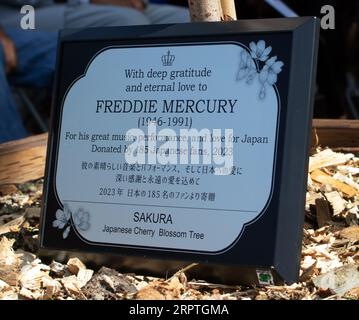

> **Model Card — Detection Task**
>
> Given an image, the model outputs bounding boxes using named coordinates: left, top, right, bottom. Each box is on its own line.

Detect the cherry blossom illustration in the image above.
left=236, top=50, right=256, bottom=83
left=73, top=208, right=90, bottom=231
left=52, top=204, right=71, bottom=239
left=53, top=204, right=91, bottom=239
left=237, top=40, right=284, bottom=99
left=250, top=40, right=272, bottom=62
left=259, top=56, right=284, bottom=99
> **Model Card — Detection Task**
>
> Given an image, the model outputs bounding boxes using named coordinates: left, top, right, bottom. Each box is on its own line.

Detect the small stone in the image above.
left=49, top=261, right=66, bottom=277
left=82, top=267, right=137, bottom=300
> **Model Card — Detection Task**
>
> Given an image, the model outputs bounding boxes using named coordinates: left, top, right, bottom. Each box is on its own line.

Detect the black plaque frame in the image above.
left=40, top=17, right=320, bottom=285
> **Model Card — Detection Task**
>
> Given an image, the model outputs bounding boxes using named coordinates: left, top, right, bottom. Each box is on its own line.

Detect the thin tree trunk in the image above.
left=187, top=0, right=223, bottom=22
left=221, top=0, right=237, bottom=20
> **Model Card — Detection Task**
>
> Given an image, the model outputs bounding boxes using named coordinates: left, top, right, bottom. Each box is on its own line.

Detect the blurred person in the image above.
left=0, top=27, right=56, bottom=143
left=0, top=0, right=190, bottom=31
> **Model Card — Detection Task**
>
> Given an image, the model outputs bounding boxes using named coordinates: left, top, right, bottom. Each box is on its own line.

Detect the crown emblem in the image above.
left=162, top=50, right=175, bottom=67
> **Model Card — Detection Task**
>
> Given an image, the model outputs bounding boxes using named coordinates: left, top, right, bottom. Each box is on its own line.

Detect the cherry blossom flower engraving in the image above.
left=53, top=204, right=71, bottom=229
left=73, top=208, right=91, bottom=231
left=259, top=56, right=284, bottom=99
left=237, top=40, right=284, bottom=100
left=63, top=226, right=71, bottom=240
left=53, top=204, right=91, bottom=239
left=236, top=50, right=256, bottom=83
left=250, top=40, right=272, bottom=62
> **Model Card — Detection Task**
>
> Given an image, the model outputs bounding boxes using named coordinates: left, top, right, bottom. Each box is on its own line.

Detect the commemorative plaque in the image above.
left=40, top=18, right=319, bottom=285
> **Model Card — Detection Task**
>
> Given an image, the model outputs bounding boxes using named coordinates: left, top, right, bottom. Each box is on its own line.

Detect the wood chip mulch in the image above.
left=0, top=148, right=358, bottom=300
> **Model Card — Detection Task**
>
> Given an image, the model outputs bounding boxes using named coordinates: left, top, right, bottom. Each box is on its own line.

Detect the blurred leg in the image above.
left=64, top=4, right=150, bottom=28
left=0, top=47, right=27, bottom=143
left=5, top=29, right=57, bottom=89
left=144, top=3, right=190, bottom=24
left=0, top=3, right=188, bottom=30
